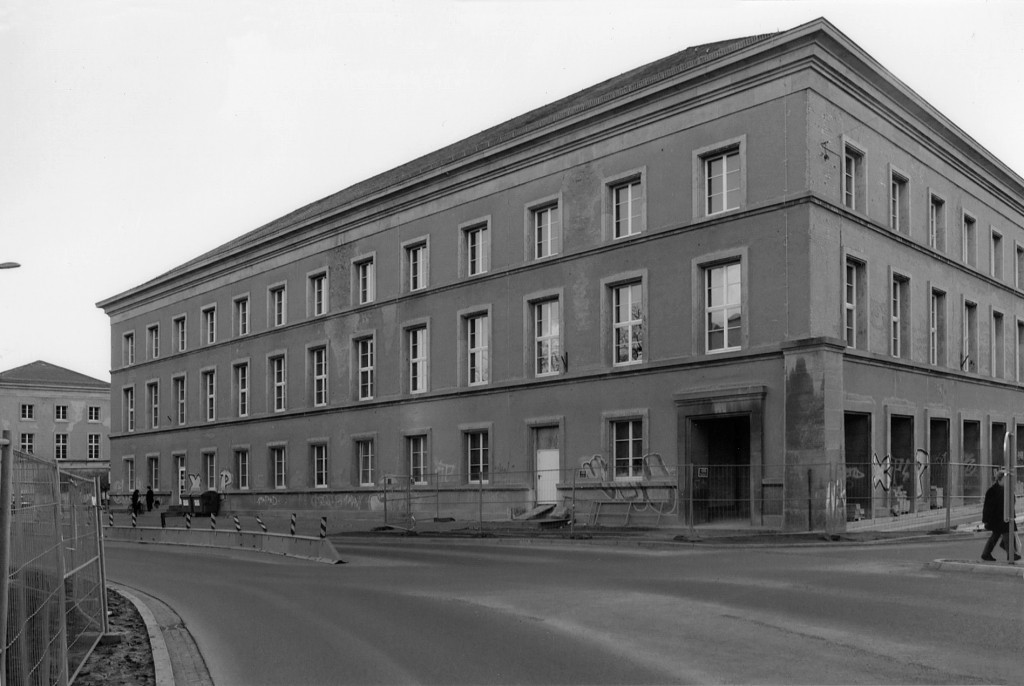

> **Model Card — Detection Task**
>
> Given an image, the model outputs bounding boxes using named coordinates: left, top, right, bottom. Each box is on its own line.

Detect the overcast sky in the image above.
left=3, top=0, right=1023, bottom=382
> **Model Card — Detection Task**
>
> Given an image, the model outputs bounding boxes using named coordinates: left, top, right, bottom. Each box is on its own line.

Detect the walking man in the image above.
left=981, top=470, right=1020, bottom=561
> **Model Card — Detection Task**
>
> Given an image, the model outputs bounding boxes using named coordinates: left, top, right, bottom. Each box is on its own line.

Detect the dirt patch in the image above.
left=73, top=589, right=154, bottom=686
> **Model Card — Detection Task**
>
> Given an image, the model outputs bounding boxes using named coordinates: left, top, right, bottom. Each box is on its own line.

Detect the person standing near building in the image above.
left=130, top=489, right=141, bottom=516
left=981, top=471, right=1020, bottom=561
left=145, top=486, right=154, bottom=512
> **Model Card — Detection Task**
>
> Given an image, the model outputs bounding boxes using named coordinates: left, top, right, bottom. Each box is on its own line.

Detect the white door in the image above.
left=176, top=458, right=187, bottom=506
left=536, top=449, right=559, bottom=504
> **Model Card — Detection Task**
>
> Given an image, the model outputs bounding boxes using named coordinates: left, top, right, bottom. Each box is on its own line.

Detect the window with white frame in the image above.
left=123, top=332, right=135, bottom=366
left=148, top=324, right=160, bottom=359
left=357, top=258, right=375, bottom=305
left=406, top=242, right=428, bottom=292
left=147, top=456, right=159, bottom=489
left=842, top=143, right=865, bottom=212
left=270, top=355, right=286, bottom=412
left=612, top=177, right=644, bottom=239
left=312, top=444, right=328, bottom=488
left=202, top=306, right=217, bottom=345
left=890, top=275, right=910, bottom=358
left=235, top=363, right=249, bottom=417
left=55, top=404, right=67, bottom=421
left=465, top=223, right=489, bottom=276
left=202, top=370, right=216, bottom=422
left=271, top=446, right=286, bottom=489
left=235, top=297, right=249, bottom=336
left=993, top=311, right=1006, bottom=379
left=889, top=170, right=909, bottom=233
left=845, top=258, right=866, bottom=349
left=929, top=194, right=945, bottom=251
left=991, top=230, right=1003, bottom=280
left=962, top=300, right=978, bottom=372
left=311, top=347, right=328, bottom=407
left=125, top=458, right=136, bottom=491
left=54, top=433, right=67, bottom=459
left=408, top=327, right=428, bottom=394
left=235, top=450, right=249, bottom=490
left=532, top=203, right=561, bottom=259
left=174, top=316, right=187, bottom=352
left=612, top=283, right=643, bottom=365
left=467, top=313, right=489, bottom=386
left=704, top=148, right=740, bottom=215
left=270, top=286, right=286, bottom=327
left=88, top=406, right=100, bottom=422
left=534, top=299, right=561, bottom=376
left=357, top=439, right=374, bottom=487
left=20, top=404, right=33, bottom=420
left=930, top=289, right=946, bottom=366
left=202, top=451, right=216, bottom=491
left=963, top=213, right=977, bottom=267
left=357, top=337, right=375, bottom=400
left=147, top=381, right=159, bottom=429
left=20, top=433, right=33, bottom=453
left=612, top=418, right=643, bottom=479
left=466, top=430, right=489, bottom=484
left=89, top=434, right=101, bottom=461
left=408, top=435, right=427, bottom=485
left=124, top=387, right=135, bottom=432
left=173, top=376, right=186, bottom=425
left=309, top=272, right=327, bottom=317
left=705, top=262, right=742, bottom=353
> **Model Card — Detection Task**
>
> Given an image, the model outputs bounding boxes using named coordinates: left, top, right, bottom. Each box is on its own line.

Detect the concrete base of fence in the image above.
left=104, top=526, right=344, bottom=564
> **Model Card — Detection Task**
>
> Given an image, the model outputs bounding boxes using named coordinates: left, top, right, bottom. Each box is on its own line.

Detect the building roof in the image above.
left=0, top=361, right=109, bottom=390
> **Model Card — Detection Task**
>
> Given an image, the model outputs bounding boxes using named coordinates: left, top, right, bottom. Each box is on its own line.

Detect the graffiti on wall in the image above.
left=220, top=470, right=233, bottom=491
left=576, top=453, right=677, bottom=515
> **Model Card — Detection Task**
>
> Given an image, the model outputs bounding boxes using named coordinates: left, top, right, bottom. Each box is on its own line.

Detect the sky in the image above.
left=2, top=0, right=1024, bottom=382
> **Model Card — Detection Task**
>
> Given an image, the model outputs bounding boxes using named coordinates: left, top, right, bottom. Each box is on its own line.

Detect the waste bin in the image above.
left=199, top=490, right=221, bottom=516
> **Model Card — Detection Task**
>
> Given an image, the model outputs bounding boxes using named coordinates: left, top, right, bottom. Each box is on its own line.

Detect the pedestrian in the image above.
left=131, top=489, right=141, bottom=516
left=145, top=486, right=155, bottom=512
left=981, top=470, right=1020, bottom=561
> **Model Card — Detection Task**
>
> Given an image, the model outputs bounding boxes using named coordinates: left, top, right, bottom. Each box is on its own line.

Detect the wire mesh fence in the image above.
left=2, top=440, right=107, bottom=686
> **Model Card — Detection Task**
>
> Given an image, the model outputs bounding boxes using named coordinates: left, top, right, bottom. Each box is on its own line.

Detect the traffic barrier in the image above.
left=290, top=512, right=297, bottom=536
left=210, top=513, right=216, bottom=530
left=255, top=514, right=267, bottom=533
left=233, top=515, right=241, bottom=532
left=185, top=513, right=191, bottom=529
left=108, top=511, right=113, bottom=528
left=320, top=516, right=327, bottom=539
left=104, top=525, right=343, bottom=564
left=131, top=511, right=137, bottom=528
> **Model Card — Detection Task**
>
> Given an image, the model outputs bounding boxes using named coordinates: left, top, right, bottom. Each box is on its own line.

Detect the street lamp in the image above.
left=0, top=262, right=20, bottom=269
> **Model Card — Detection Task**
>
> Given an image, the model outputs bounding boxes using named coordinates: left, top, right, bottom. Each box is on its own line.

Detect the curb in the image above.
left=110, top=583, right=175, bottom=686
left=926, top=559, right=1024, bottom=578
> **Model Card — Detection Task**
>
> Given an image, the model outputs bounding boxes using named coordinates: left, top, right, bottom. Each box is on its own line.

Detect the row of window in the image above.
left=19, top=432, right=102, bottom=460
left=119, top=263, right=740, bottom=431
left=846, top=258, right=1024, bottom=377
left=18, top=404, right=102, bottom=422
left=842, top=140, right=1024, bottom=285
left=121, top=417, right=646, bottom=493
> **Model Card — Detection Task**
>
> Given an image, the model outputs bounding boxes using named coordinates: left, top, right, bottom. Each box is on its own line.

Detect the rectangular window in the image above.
left=147, top=456, right=159, bottom=489
left=466, top=224, right=489, bottom=276
left=125, top=458, right=136, bottom=492
left=357, top=338, right=375, bottom=400
left=55, top=404, right=67, bottom=421
left=963, top=214, right=977, bottom=267
left=842, top=144, right=864, bottom=212
left=235, top=363, right=249, bottom=417
left=612, top=179, right=643, bottom=239
left=148, top=324, right=160, bottom=359
left=1018, top=320, right=1024, bottom=382
left=358, top=439, right=375, bottom=487
left=235, top=450, right=249, bottom=490
left=271, top=356, right=286, bottom=412
left=930, top=290, right=946, bottom=366
left=534, top=299, right=561, bottom=376
left=991, top=230, right=1003, bottom=280
left=467, top=314, right=489, bottom=386
left=311, top=347, right=328, bottom=407
left=408, top=327, right=428, bottom=394
left=994, top=311, right=1005, bottom=379
left=124, top=387, right=135, bottom=433
left=123, top=332, right=135, bottom=366
left=173, top=376, right=186, bottom=425
left=203, top=452, right=216, bottom=492
left=147, top=381, right=159, bottom=429
left=54, top=433, right=67, bottom=460
left=235, top=297, right=249, bottom=336
left=20, top=404, right=33, bottom=420
left=272, top=447, right=286, bottom=489
left=174, top=316, right=187, bottom=352
left=929, top=194, right=945, bottom=251
left=407, top=243, right=427, bottom=292
left=409, top=435, right=428, bottom=485
left=466, top=431, right=489, bottom=484
left=202, top=370, right=216, bottom=422
left=963, top=301, right=978, bottom=372
left=89, top=434, right=101, bottom=461
left=705, top=149, right=740, bottom=215
left=1017, top=245, right=1024, bottom=290
left=312, top=444, right=328, bottom=488
left=706, top=262, right=742, bottom=352
left=612, top=283, right=643, bottom=365
left=845, top=259, right=866, bottom=349
left=889, top=171, right=909, bottom=233
left=357, top=259, right=375, bottom=304
left=890, top=275, right=909, bottom=358
left=20, top=433, right=33, bottom=453
left=533, top=204, right=561, bottom=259
left=88, top=406, right=100, bottom=422
left=612, top=419, right=644, bottom=479
left=203, top=306, right=217, bottom=345
left=270, top=286, right=286, bottom=327
left=309, top=273, right=327, bottom=317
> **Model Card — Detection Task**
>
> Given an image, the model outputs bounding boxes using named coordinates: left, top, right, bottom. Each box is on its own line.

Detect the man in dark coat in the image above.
left=981, top=471, right=1020, bottom=561
left=145, top=486, right=155, bottom=512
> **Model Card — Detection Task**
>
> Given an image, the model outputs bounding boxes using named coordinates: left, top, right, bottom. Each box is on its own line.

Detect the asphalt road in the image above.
left=105, top=535, right=1023, bottom=685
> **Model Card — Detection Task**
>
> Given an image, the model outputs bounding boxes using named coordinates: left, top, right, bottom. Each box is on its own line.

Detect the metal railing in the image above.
left=2, top=434, right=107, bottom=686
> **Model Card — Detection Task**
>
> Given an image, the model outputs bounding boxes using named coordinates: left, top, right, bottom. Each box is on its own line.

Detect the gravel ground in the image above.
left=73, top=589, right=155, bottom=686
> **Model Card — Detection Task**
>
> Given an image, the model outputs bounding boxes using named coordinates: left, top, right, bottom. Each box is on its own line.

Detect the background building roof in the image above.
left=0, top=360, right=110, bottom=390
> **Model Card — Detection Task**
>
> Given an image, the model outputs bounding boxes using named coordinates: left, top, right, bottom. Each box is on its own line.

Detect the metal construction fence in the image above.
left=1, top=437, right=107, bottom=686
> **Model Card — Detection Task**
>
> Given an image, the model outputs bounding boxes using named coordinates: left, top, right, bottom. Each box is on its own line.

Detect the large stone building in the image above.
left=0, top=361, right=110, bottom=481
left=98, top=18, right=1024, bottom=530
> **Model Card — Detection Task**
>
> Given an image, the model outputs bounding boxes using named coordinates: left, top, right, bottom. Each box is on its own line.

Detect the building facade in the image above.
left=98, top=19, right=1024, bottom=530
left=0, top=361, right=111, bottom=481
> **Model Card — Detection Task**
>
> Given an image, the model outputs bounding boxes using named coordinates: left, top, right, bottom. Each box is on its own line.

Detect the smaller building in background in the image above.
left=0, top=361, right=110, bottom=483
